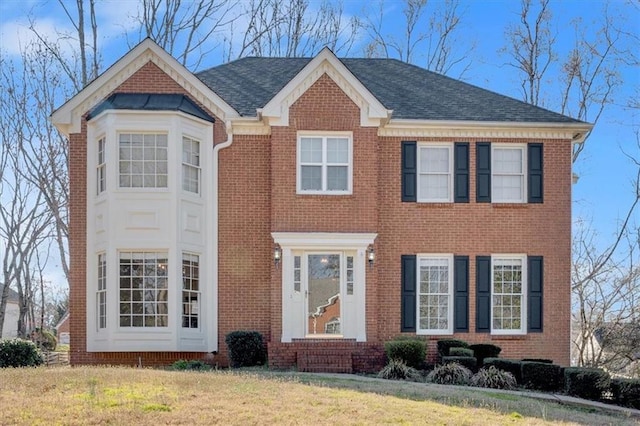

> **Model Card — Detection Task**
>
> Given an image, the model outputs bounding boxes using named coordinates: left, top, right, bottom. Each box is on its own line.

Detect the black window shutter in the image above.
left=454, top=255, right=469, bottom=332
left=476, top=256, right=491, bottom=332
left=401, top=141, right=417, bottom=202
left=401, top=255, right=417, bottom=332
left=528, top=256, right=544, bottom=332
left=454, top=143, right=470, bottom=203
left=528, top=143, right=543, bottom=203
left=476, top=142, right=491, bottom=202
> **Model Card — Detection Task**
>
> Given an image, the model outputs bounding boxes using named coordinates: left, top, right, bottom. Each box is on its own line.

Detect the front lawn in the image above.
left=0, top=366, right=636, bottom=425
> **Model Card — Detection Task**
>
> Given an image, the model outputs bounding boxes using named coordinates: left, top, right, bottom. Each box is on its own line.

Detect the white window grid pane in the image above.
left=119, top=133, right=168, bottom=188
left=293, top=255, right=301, bottom=293
left=119, top=251, right=168, bottom=327
left=182, top=253, right=200, bottom=329
left=326, top=138, right=349, bottom=164
left=418, top=145, right=452, bottom=202
left=492, top=259, right=523, bottom=331
left=299, top=136, right=351, bottom=193
left=418, top=258, right=450, bottom=331
left=346, top=255, right=354, bottom=295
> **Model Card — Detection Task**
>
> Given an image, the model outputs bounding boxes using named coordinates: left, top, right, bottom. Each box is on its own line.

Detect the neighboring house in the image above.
left=56, top=313, right=70, bottom=345
left=51, top=39, right=592, bottom=372
left=0, top=284, right=19, bottom=339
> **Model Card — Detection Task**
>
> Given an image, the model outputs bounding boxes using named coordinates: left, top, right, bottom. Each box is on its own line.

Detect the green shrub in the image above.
left=521, top=361, right=564, bottom=392
left=30, top=328, right=57, bottom=351
left=521, top=358, right=553, bottom=364
left=377, top=358, right=422, bottom=381
left=225, top=331, right=267, bottom=368
left=484, top=358, right=522, bottom=383
left=436, top=339, right=469, bottom=359
left=426, top=362, right=472, bottom=385
left=170, top=359, right=212, bottom=371
left=0, top=338, right=44, bottom=368
left=442, top=356, right=477, bottom=372
left=470, top=366, right=517, bottom=390
left=449, top=347, right=474, bottom=357
left=469, top=344, right=501, bottom=366
left=564, top=367, right=610, bottom=401
left=384, top=337, right=426, bottom=370
left=610, top=378, right=640, bottom=409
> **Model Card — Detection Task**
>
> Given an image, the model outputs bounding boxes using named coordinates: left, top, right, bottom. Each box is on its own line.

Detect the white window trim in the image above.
left=417, top=143, right=453, bottom=203
left=416, top=254, right=454, bottom=335
left=491, top=254, right=527, bottom=335
left=181, top=252, right=200, bottom=329
left=491, top=144, right=527, bottom=203
left=97, top=252, right=107, bottom=331
left=296, top=132, right=353, bottom=195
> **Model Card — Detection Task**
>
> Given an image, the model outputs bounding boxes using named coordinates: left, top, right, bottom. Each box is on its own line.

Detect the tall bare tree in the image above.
left=502, top=0, right=623, bottom=163
left=131, top=0, right=237, bottom=70
left=502, top=0, right=555, bottom=107
left=362, top=0, right=472, bottom=77
left=227, top=0, right=359, bottom=60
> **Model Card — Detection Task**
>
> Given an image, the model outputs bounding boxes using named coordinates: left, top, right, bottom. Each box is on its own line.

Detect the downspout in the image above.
left=210, top=120, right=233, bottom=352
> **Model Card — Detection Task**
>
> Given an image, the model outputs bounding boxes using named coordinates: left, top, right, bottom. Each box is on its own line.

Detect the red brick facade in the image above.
left=65, top=57, right=573, bottom=370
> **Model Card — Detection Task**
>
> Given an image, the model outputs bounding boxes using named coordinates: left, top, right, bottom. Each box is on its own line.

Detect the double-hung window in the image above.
left=298, top=134, right=352, bottom=194
left=119, top=133, right=168, bottom=188
left=418, top=144, right=453, bottom=202
left=492, top=255, right=526, bottom=334
left=97, top=253, right=107, bottom=329
left=97, top=137, right=106, bottom=194
left=182, top=253, right=200, bottom=329
left=182, top=136, right=200, bottom=194
left=417, top=255, right=453, bottom=334
left=492, top=145, right=526, bottom=203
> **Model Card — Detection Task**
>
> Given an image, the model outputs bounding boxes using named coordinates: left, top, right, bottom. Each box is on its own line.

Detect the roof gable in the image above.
left=259, top=48, right=391, bottom=127
left=51, top=39, right=237, bottom=136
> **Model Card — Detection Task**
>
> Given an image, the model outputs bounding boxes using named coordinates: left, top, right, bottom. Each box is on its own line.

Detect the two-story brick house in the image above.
left=51, top=39, right=591, bottom=372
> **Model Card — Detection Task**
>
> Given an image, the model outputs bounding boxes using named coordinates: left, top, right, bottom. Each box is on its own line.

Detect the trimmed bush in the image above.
left=225, top=331, right=267, bottom=368
left=436, top=339, right=469, bottom=359
left=449, top=347, right=474, bottom=357
left=378, top=358, right=422, bottom=381
left=521, top=358, right=553, bottom=364
left=384, top=337, right=426, bottom=370
left=564, top=367, right=610, bottom=401
left=484, top=358, right=522, bottom=383
left=30, top=328, right=57, bottom=352
left=521, top=361, right=564, bottom=392
left=442, top=356, right=476, bottom=372
left=610, top=378, right=640, bottom=409
left=469, top=344, right=501, bottom=366
left=471, top=366, right=517, bottom=390
left=426, top=362, right=472, bottom=385
left=171, top=359, right=212, bottom=371
left=0, top=338, right=44, bottom=368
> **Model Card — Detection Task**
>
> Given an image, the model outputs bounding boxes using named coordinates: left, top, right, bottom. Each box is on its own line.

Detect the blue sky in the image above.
left=1, top=0, right=638, bottom=247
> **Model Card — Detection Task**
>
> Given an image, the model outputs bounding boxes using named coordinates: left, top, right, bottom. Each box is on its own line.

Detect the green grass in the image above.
left=0, top=366, right=636, bottom=425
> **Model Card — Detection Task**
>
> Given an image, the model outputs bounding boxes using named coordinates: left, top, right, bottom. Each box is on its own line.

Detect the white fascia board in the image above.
left=261, top=47, right=391, bottom=127
left=379, top=119, right=593, bottom=141
left=50, top=38, right=239, bottom=136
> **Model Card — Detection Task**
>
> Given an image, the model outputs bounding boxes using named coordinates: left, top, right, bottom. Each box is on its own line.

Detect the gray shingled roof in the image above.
left=196, top=57, right=582, bottom=123
left=87, top=93, right=214, bottom=122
